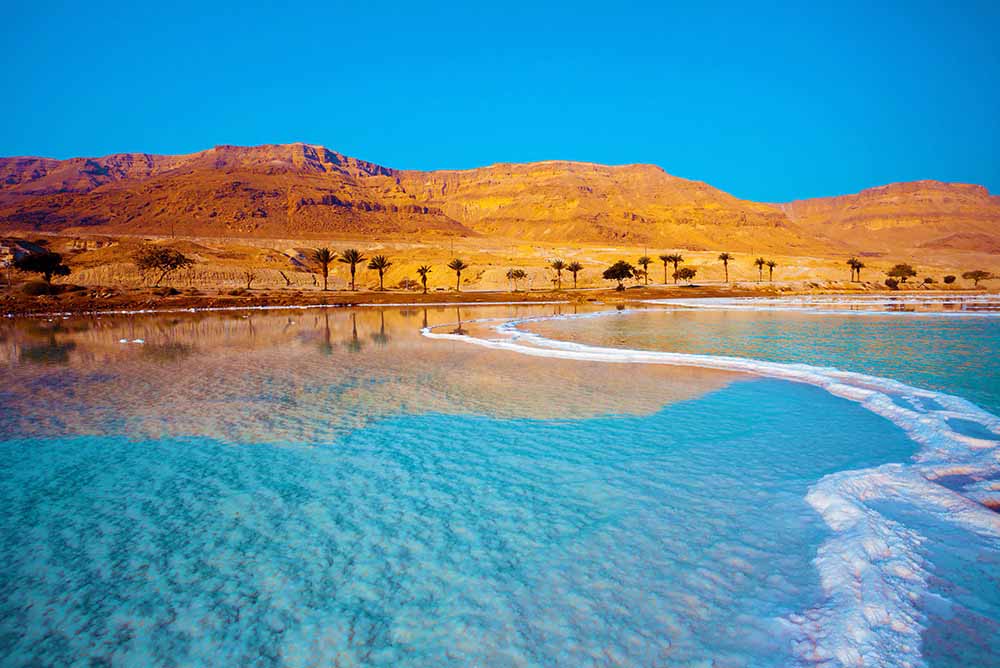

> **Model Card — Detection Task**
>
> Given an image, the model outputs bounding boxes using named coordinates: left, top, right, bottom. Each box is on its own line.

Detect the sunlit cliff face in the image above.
left=3, top=144, right=997, bottom=258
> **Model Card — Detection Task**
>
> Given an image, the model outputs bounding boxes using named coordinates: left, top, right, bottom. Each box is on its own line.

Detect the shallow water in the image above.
left=527, top=300, right=1000, bottom=414
left=1, top=301, right=998, bottom=666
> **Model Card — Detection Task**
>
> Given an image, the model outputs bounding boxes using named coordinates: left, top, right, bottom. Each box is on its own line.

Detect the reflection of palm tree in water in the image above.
left=422, top=308, right=428, bottom=331
left=451, top=306, right=467, bottom=335
left=318, top=311, right=333, bottom=355
left=344, top=312, right=363, bottom=353
left=371, top=310, right=389, bottom=346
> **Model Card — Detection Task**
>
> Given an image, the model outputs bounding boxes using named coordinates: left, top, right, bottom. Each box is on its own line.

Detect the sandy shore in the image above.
left=3, top=282, right=992, bottom=317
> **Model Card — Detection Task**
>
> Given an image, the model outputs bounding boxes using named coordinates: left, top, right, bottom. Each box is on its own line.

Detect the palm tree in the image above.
left=338, top=248, right=366, bottom=291
left=367, top=254, right=392, bottom=290
left=506, top=268, right=518, bottom=291
left=766, top=259, right=777, bottom=281
left=660, top=254, right=683, bottom=283
left=550, top=259, right=566, bottom=289
left=846, top=256, right=859, bottom=282
left=637, top=256, right=652, bottom=285
left=448, top=258, right=469, bottom=291
left=452, top=307, right=467, bottom=335
left=311, top=248, right=336, bottom=291
left=345, top=312, right=363, bottom=353
left=718, top=252, right=733, bottom=282
left=566, top=261, right=583, bottom=288
left=506, top=268, right=527, bottom=291
left=371, top=310, right=389, bottom=346
left=754, top=257, right=766, bottom=282
left=416, top=265, right=432, bottom=294
left=852, top=260, right=865, bottom=283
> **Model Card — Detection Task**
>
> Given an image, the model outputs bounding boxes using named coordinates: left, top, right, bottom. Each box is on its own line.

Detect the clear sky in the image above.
left=2, top=1, right=997, bottom=201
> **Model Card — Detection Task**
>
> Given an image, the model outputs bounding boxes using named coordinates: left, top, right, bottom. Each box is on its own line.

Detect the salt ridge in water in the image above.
left=423, top=302, right=1000, bottom=667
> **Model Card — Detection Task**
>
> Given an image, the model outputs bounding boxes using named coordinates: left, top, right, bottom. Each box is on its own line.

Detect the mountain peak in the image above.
left=0, top=143, right=997, bottom=255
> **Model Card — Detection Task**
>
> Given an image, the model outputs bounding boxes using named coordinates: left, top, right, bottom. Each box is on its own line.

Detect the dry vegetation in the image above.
left=2, top=231, right=997, bottom=316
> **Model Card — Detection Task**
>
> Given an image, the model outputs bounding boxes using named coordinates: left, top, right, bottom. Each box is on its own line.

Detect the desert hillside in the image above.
left=781, top=181, right=1000, bottom=254
left=1, top=143, right=998, bottom=259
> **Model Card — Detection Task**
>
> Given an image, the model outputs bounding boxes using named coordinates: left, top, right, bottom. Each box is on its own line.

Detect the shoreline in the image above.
left=4, top=283, right=994, bottom=319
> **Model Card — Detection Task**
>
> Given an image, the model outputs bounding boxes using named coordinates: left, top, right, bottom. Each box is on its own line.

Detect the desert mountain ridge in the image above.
left=1, top=142, right=997, bottom=256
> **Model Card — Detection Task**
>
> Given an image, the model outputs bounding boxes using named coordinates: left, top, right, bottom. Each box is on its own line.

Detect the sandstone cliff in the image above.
left=1, top=143, right=997, bottom=255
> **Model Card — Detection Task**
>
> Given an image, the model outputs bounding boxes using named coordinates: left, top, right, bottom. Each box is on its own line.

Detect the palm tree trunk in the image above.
left=573, top=273, right=577, bottom=289
left=456, top=271, right=461, bottom=291
left=350, top=266, right=356, bottom=291
left=663, top=264, right=668, bottom=284
left=724, top=263, right=728, bottom=282
left=673, top=262, right=679, bottom=284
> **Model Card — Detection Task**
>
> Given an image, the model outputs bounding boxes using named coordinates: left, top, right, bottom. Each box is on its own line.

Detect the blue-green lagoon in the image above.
left=1, top=298, right=997, bottom=666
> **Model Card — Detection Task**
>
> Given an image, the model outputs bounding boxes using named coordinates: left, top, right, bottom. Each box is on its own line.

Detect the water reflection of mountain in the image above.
left=0, top=306, right=736, bottom=443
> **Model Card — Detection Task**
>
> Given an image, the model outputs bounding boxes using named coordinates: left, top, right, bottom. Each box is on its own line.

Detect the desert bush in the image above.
left=15, top=252, right=70, bottom=284
left=962, top=270, right=993, bottom=287
left=396, top=278, right=420, bottom=291
left=884, top=278, right=899, bottom=290
left=134, top=246, right=193, bottom=286
left=674, top=266, right=697, bottom=283
left=923, top=277, right=934, bottom=284
left=943, top=275, right=956, bottom=284
left=21, top=281, right=50, bottom=295
left=886, top=264, right=917, bottom=283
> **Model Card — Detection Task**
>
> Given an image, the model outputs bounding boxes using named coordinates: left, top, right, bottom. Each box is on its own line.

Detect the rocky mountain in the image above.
left=1, top=143, right=997, bottom=255
left=780, top=181, right=1000, bottom=254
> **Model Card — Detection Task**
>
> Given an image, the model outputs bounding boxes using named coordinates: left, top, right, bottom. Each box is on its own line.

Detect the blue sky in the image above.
left=2, top=1, right=997, bottom=201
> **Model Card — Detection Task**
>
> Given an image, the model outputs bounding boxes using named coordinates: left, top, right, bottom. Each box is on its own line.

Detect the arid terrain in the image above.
left=1, top=142, right=997, bottom=314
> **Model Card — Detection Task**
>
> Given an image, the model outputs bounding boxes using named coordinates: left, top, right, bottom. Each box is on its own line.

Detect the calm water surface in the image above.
left=0, top=300, right=997, bottom=666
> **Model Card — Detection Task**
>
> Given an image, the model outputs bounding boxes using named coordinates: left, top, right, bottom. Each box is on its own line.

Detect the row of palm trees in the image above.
left=846, top=256, right=866, bottom=282
left=632, top=252, right=776, bottom=284
left=310, top=247, right=792, bottom=292
left=310, top=247, right=471, bottom=292
left=753, top=257, right=779, bottom=282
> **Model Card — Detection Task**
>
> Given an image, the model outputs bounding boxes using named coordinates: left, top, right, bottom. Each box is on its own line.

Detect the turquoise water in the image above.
left=527, top=302, right=1000, bottom=414
left=1, top=302, right=998, bottom=666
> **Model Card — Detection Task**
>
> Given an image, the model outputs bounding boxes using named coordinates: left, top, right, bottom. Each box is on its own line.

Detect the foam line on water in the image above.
left=422, top=308, right=1000, bottom=667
